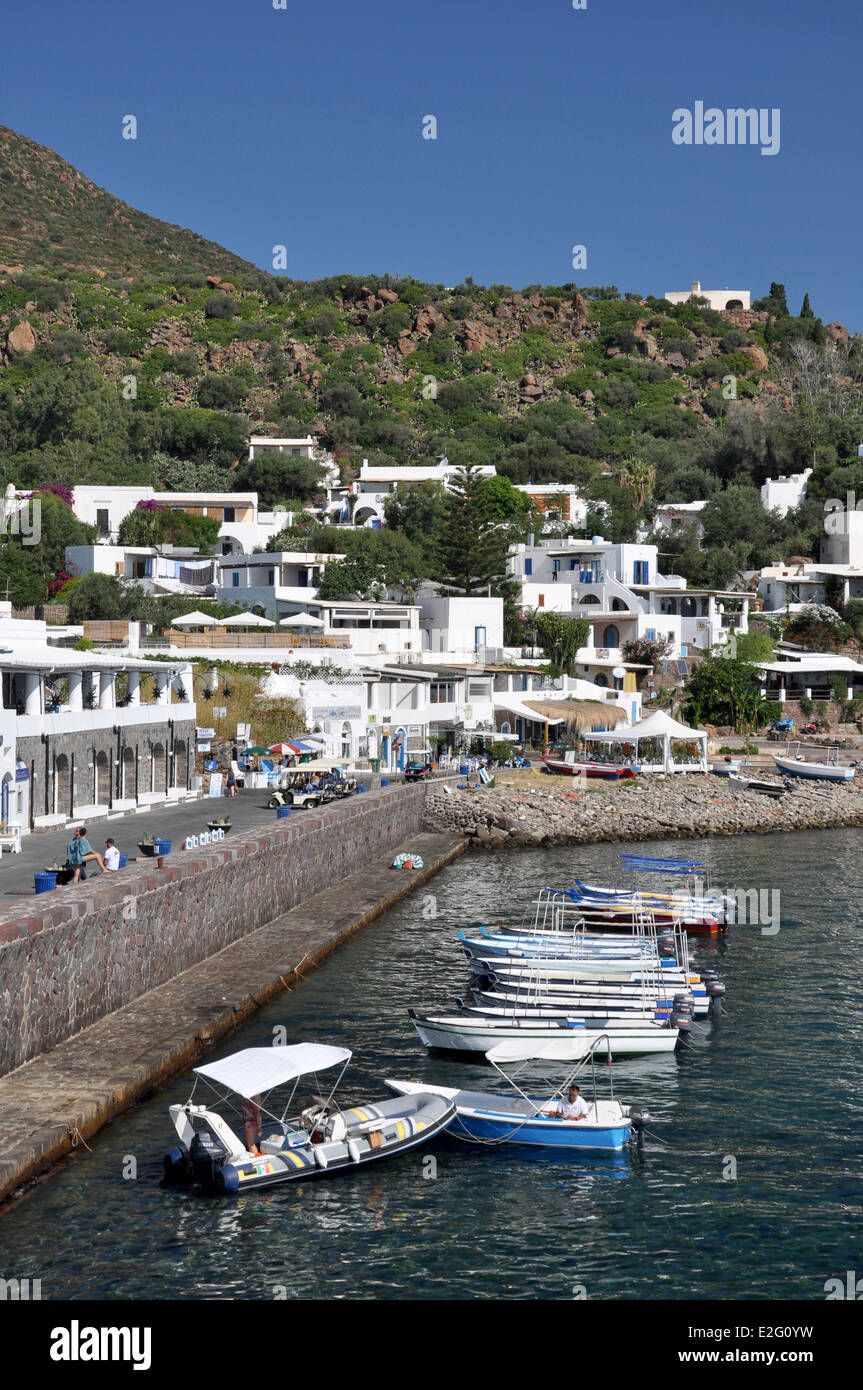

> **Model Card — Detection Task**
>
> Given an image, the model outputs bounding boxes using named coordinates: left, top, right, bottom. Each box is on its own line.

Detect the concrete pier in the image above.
left=0, top=830, right=464, bottom=1207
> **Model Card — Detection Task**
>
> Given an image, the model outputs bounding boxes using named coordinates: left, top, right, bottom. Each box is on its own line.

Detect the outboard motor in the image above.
left=657, top=932, right=677, bottom=957
left=672, top=992, right=695, bottom=1014
left=670, top=1009, right=693, bottom=1046
left=628, top=1104, right=651, bottom=1151
left=162, top=1142, right=193, bottom=1186
left=190, top=1128, right=227, bottom=1193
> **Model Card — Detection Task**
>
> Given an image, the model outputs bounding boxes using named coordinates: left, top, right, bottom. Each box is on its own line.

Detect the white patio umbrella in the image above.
left=218, top=611, right=275, bottom=628
left=279, top=611, right=324, bottom=628
left=171, top=610, right=219, bottom=627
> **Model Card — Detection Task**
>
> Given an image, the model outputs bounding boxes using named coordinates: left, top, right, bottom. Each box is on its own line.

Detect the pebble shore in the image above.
left=423, top=773, right=863, bottom=848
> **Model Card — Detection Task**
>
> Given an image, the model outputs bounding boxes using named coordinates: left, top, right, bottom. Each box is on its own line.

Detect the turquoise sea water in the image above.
left=1, top=830, right=861, bottom=1301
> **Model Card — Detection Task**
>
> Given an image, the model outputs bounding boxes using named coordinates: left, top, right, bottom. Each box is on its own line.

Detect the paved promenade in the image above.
left=0, top=782, right=377, bottom=903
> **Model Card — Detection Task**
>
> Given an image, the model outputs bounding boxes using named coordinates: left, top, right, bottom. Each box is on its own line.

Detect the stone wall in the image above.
left=0, top=782, right=429, bottom=1076
left=16, top=717, right=196, bottom=824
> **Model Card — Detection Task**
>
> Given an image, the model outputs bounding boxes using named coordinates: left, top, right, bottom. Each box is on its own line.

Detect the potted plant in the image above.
left=207, top=814, right=233, bottom=834
left=138, top=832, right=157, bottom=857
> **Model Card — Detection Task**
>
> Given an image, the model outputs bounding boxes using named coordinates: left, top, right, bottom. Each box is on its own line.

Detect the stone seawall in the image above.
left=0, top=783, right=430, bottom=1077
left=424, top=774, right=863, bottom=847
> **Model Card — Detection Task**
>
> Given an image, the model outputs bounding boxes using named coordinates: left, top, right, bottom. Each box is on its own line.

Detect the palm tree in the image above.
left=614, top=457, right=656, bottom=511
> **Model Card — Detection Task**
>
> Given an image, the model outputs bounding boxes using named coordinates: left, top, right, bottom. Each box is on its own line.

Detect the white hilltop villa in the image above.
left=663, top=280, right=750, bottom=312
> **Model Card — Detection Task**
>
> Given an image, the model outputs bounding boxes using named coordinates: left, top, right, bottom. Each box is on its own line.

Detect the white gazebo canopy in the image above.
left=171, top=610, right=219, bottom=628
left=218, top=611, right=275, bottom=628
left=280, top=611, right=324, bottom=628
left=584, top=708, right=707, bottom=773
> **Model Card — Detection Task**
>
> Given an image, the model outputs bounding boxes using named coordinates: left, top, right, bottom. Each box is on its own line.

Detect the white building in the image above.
left=349, top=457, right=496, bottom=526
left=758, top=561, right=863, bottom=613
left=66, top=544, right=219, bottom=595
left=509, top=535, right=750, bottom=658
left=514, top=484, right=588, bottom=527
left=418, top=596, right=505, bottom=660
left=217, top=551, right=341, bottom=616
left=0, top=618, right=196, bottom=834
left=649, top=500, right=708, bottom=536
left=664, top=280, right=751, bottom=312
left=69, top=486, right=292, bottom=555
left=758, top=652, right=863, bottom=705
left=760, top=469, right=812, bottom=517
left=247, top=435, right=318, bottom=460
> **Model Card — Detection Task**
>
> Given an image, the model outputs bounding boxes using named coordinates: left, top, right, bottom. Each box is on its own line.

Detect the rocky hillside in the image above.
left=1, top=124, right=862, bottom=586
left=0, top=125, right=262, bottom=280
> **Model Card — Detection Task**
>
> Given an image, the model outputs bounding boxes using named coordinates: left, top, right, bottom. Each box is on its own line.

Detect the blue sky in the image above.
left=2, top=0, right=860, bottom=326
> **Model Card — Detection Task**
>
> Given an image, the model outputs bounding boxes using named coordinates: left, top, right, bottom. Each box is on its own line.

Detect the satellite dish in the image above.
left=612, top=666, right=626, bottom=679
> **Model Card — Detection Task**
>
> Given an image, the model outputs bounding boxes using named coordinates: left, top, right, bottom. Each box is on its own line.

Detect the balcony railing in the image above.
left=141, top=631, right=350, bottom=649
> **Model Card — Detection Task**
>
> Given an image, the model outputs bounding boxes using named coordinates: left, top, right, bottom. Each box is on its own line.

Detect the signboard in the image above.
left=208, top=773, right=223, bottom=797
left=596, top=648, right=610, bottom=659
left=196, top=727, right=216, bottom=740
left=311, top=706, right=362, bottom=721
left=15, top=767, right=29, bottom=782
left=204, top=759, right=218, bottom=771
left=407, top=726, right=422, bottom=736
left=212, top=706, right=227, bottom=718
left=198, top=742, right=211, bottom=753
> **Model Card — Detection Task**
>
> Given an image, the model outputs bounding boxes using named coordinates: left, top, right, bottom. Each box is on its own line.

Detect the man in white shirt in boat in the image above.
left=540, top=1085, right=591, bottom=1121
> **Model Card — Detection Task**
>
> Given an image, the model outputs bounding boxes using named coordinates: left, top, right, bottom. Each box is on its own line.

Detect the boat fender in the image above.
left=347, top=1138, right=361, bottom=1164
left=217, top=1163, right=240, bottom=1193
left=162, top=1143, right=192, bottom=1185
left=313, top=1145, right=329, bottom=1169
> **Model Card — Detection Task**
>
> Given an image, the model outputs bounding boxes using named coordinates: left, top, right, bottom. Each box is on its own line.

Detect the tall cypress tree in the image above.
left=799, top=293, right=814, bottom=319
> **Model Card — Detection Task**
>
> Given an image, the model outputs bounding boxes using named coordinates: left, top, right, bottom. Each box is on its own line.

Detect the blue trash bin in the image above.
left=277, top=805, right=291, bottom=818
left=381, top=777, right=390, bottom=787
left=153, top=839, right=172, bottom=856
left=118, top=852, right=128, bottom=868
left=459, top=762, right=470, bottom=775
left=35, top=871, right=58, bottom=894
left=356, top=783, right=367, bottom=793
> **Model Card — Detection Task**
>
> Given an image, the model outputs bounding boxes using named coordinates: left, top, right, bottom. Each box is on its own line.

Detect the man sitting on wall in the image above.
left=66, top=827, right=108, bottom=883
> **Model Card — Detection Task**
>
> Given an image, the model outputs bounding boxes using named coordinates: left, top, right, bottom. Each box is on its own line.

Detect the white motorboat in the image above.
left=162, top=1044, right=454, bottom=1193
left=471, top=984, right=711, bottom=1018
left=408, top=1009, right=685, bottom=1056
left=772, top=742, right=856, bottom=782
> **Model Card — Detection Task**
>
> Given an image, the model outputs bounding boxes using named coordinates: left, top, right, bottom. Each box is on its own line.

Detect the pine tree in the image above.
left=435, top=467, right=512, bottom=596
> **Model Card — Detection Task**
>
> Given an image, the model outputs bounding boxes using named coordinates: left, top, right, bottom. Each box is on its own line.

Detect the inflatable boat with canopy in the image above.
left=162, top=1043, right=455, bottom=1193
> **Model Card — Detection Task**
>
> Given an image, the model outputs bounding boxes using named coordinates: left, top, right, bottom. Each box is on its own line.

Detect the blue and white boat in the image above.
left=386, top=1037, right=650, bottom=1153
